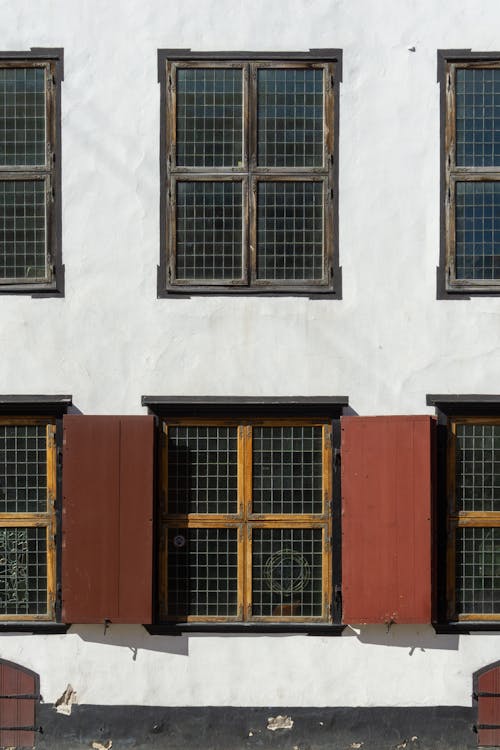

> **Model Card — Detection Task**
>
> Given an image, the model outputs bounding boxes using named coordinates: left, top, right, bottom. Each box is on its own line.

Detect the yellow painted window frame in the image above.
left=159, top=417, right=333, bottom=623
left=0, top=417, right=57, bottom=621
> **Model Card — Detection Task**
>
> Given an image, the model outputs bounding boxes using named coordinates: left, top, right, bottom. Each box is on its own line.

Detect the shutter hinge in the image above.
left=0, top=725, right=42, bottom=732
left=0, top=693, right=41, bottom=700
left=333, top=446, right=341, bottom=470
left=333, top=584, right=342, bottom=621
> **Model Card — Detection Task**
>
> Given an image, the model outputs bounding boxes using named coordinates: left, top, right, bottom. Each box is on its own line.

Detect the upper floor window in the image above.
left=158, top=50, right=341, bottom=296
left=0, top=50, right=63, bottom=295
left=442, top=52, right=500, bottom=293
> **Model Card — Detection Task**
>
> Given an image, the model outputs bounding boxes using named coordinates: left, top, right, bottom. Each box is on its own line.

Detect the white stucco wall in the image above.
left=0, top=0, right=499, bottom=707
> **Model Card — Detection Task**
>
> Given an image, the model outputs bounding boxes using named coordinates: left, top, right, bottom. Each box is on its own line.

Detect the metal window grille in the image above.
left=166, top=527, right=238, bottom=618
left=176, top=68, right=243, bottom=168
left=175, top=180, right=244, bottom=281
left=251, top=527, right=323, bottom=618
left=252, top=425, right=323, bottom=514
left=456, top=527, right=500, bottom=615
left=256, top=180, right=324, bottom=281
left=167, top=425, right=238, bottom=514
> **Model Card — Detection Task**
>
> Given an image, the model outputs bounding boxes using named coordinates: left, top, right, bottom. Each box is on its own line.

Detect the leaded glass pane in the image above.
left=456, top=527, right=500, bottom=614
left=0, top=180, right=46, bottom=280
left=176, top=181, right=243, bottom=281
left=252, top=426, right=323, bottom=514
left=455, top=182, right=500, bottom=280
left=167, top=527, right=238, bottom=617
left=0, top=526, right=47, bottom=615
left=167, top=426, right=238, bottom=514
left=456, top=68, right=500, bottom=167
left=257, top=68, right=323, bottom=167
left=455, top=423, right=500, bottom=512
left=0, top=425, right=47, bottom=513
left=176, top=68, right=243, bottom=168
left=257, top=181, right=323, bottom=281
left=252, top=528, right=323, bottom=617
left=0, top=67, right=46, bottom=167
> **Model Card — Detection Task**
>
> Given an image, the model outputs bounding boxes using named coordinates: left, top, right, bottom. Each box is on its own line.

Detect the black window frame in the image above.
left=0, top=49, right=63, bottom=297
left=0, top=395, right=71, bottom=632
left=157, top=49, right=342, bottom=298
left=142, top=396, right=347, bottom=635
left=428, top=394, right=500, bottom=633
left=438, top=50, right=500, bottom=298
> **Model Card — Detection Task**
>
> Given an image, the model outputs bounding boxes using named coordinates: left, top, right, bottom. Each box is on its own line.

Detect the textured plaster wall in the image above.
left=0, top=0, right=499, bottom=708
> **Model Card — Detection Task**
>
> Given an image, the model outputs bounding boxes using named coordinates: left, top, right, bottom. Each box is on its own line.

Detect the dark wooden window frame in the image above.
left=428, top=395, right=500, bottom=632
left=439, top=50, right=500, bottom=296
left=157, top=49, right=342, bottom=298
left=0, top=49, right=63, bottom=296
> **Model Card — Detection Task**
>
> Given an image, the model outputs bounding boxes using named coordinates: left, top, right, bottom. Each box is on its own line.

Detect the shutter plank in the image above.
left=62, top=416, right=154, bottom=624
left=478, top=666, right=500, bottom=746
left=118, top=417, right=154, bottom=623
left=0, top=661, right=37, bottom=749
left=341, top=416, right=434, bottom=624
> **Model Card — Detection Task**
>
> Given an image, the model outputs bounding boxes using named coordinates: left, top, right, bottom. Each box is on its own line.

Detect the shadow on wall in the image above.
left=345, top=623, right=459, bottom=652
left=73, top=624, right=189, bottom=657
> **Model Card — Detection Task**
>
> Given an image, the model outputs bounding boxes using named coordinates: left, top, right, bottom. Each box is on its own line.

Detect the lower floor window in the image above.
left=449, top=418, right=500, bottom=619
left=159, top=419, right=333, bottom=622
left=0, top=418, right=56, bottom=619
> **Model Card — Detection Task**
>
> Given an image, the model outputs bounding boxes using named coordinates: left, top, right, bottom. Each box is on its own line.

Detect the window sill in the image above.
left=0, top=622, right=69, bottom=634
left=145, top=623, right=346, bottom=636
left=0, top=280, right=64, bottom=297
left=433, top=621, right=500, bottom=634
left=158, top=285, right=340, bottom=300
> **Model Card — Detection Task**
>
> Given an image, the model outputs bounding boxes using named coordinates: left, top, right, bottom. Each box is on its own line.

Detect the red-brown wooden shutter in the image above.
left=341, top=415, right=434, bottom=624
left=476, top=663, right=500, bottom=746
left=62, top=416, right=154, bottom=624
left=0, top=660, right=38, bottom=749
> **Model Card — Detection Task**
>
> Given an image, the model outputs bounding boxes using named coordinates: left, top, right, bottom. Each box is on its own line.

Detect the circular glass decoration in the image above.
left=264, top=548, right=311, bottom=595
left=173, top=534, right=186, bottom=549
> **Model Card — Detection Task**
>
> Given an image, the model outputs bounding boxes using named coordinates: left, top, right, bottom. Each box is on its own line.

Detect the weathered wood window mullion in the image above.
left=445, top=59, right=500, bottom=290
left=164, top=56, right=335, bottom=292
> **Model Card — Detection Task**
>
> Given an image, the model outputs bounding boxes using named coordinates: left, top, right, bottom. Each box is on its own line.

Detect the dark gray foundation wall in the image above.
left=36, top=705, right=476, bottom=750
